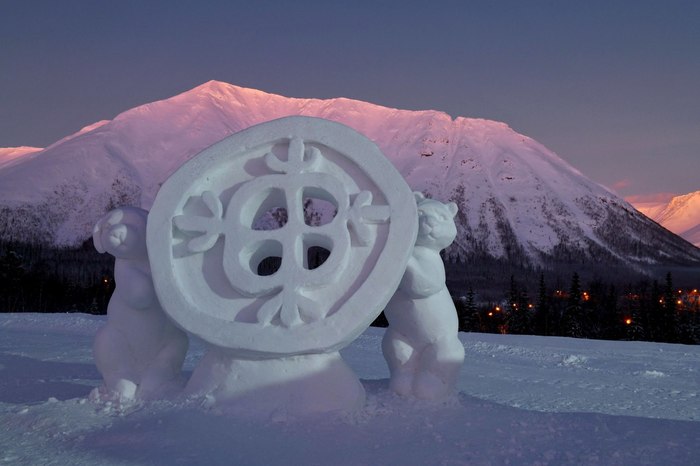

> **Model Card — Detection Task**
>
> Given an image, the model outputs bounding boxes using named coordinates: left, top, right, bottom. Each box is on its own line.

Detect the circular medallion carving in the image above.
left=147, top=116, right=417, bottom=356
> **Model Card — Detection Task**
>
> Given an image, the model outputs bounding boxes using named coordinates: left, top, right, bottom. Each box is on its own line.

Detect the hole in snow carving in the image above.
left=252, top=207, right=288, bottom=231
left=241, top=239, right=283, bottom=276
left=307, top=246, right=330, bottom=270
left=245, top=188, right=287, bottom=230
left=257, top=256, right=282, bottom=276
left=303, top=233, right=332, bottom=270
left=302, top=188, right=338, bottom=227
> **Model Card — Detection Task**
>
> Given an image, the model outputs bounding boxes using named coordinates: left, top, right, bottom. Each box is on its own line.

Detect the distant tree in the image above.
left=634, top=281, right=650, bottom=341
left=675, top=308, right=698, bottom=344
left=647, top=280, right=664, bottom=341
left=533, top=273, right=550, bottom=335
left=662, top=272, right=678, bottom=342
left=270, top=207, right=288, bottom=228
left=0, top=249, right=26, bottom=312
left=505, top=275, right=531, bottom=334
left=562, top=272, right=585, bottom=338
left=458, top=288, right=481, bottom=332
left=585, top=279, right=607, bottom=339
left=303, top=198, right=322, bottom=226
left=621, top=286, right=644, bottom=341
left=599, top=284, right=620, bottom=340
left=482, top=302, right=505, bottom=334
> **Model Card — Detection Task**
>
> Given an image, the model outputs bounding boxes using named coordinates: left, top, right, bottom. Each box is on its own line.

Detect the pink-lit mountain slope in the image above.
left=632, top=191, right=700, bottom=248
left=0, top=80, right=698, bottom=268
left=0, top=146, right=42, bottom=170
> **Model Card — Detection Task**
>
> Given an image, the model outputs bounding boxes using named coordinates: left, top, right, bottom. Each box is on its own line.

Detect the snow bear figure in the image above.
left=91, top=207, right=188, bottom=402
left=382, top=193, right=465, bottom=399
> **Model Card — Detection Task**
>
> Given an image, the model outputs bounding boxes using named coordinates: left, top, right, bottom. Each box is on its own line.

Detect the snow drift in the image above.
left=1, top=313, right=698, bottom=465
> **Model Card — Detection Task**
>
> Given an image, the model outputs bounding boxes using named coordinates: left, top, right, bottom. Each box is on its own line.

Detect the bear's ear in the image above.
left=447, top=202, right=458, bottom=217
left=92, top=209, right=127, bottom=254
left=413, top=191, right=426, bottom=203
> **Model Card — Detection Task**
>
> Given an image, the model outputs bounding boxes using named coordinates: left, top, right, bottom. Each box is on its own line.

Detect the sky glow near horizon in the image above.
left=1, top=0, right=698, bottom=199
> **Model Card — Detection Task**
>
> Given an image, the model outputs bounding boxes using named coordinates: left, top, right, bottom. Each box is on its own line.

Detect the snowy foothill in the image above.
left=1, top=312, right=698, bottom=465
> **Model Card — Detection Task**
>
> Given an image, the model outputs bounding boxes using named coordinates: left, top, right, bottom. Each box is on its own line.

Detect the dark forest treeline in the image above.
left=0, top=240, right=114, bottom=314
left=452, top=272, right=700, bottom=345
left=2, top=240, right=699, bottom=344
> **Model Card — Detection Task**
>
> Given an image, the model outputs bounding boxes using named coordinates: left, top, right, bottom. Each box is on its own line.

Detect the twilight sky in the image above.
left=1, top=0, right=698, bottom=199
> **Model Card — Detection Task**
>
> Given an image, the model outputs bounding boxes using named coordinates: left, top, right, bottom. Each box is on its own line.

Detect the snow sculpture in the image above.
left=91, top=207, right=189, bottom=402
left=382, top=193, right=465, bottom=399
left=147, top=116, right=417, bottom=415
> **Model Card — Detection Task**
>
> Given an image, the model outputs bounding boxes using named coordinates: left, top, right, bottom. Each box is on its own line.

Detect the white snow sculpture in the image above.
left=382, top=193, right=465, bottom=400
left=92, top=207, right=189, bottom=402
left=147, top=116, right=418, bottom=415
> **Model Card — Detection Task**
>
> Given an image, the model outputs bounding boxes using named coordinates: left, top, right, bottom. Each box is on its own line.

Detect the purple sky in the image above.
left=1, top=0, right=698, bottom=199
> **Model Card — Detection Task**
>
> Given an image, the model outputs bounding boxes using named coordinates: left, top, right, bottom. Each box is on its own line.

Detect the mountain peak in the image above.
left=0, top=146, right=43, bottom=170
left=192, top=80, right=262, bottom=98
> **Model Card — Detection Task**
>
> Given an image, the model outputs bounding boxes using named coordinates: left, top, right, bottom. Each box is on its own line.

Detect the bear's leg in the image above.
left=138, top=328, right=189, bottom=400
left=382, top=328, right=419, bottom=396
left=414, top=335, right=465, bottom=400
left=92, top=326, right=139, bottom=400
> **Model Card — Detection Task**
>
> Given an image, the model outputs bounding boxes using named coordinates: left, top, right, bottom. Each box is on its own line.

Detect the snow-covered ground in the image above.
left=1, top=313, right=698, bottom=465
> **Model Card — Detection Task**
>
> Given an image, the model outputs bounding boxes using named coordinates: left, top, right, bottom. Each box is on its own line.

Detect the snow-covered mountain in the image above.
left=631, top=191, right=700, bottom=248
left=1, top=80, right=698, bottom=268
left=0, top=146, right=42, bottom=170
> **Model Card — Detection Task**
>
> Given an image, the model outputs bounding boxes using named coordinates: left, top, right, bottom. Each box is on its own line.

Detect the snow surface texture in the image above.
left=145, top=117, right=418, bottom=414
left=91, top=207, right=188, bottom=402
left=632, top=190, right=700, bottom=247
left=1, top=313, right=698, bottom=465
left=1, top=81, right=697, bottom=267
left=384, top=193, right=465, bottom=399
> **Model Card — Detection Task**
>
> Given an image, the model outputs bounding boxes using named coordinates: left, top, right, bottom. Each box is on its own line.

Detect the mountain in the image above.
left=1, top=80, right=699, bottom=270
left=631, top=191, right=700, bottom=248
left=0, top=146, right=42, bottom=170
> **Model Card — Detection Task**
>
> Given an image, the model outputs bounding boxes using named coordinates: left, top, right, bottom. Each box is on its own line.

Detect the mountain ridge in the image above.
left=1, top=80, right=698, bottom=270
left=631, top=190, right=700, bottom=247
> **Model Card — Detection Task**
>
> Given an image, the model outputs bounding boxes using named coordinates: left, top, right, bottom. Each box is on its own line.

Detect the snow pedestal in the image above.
left=186, top=350, right=364, bottom=416
left=147, top=116, right=417, bottom=415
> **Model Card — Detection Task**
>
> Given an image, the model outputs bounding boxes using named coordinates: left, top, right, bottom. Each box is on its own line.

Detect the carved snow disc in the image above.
left=147, top=117, right=417, bottom=357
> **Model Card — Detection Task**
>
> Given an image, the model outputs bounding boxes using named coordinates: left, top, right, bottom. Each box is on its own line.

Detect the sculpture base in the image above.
left=186, top=349, right=365, bottom=417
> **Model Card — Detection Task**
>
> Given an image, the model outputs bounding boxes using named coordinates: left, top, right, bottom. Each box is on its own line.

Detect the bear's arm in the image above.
left=115, top=263, right=157, bottom=310
left=399, top=254, right=444, bottom=298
